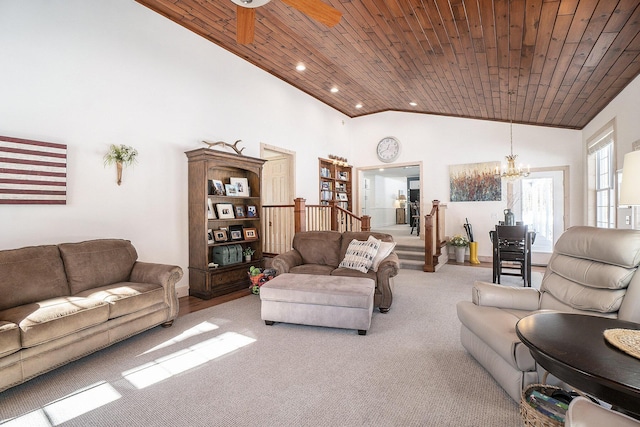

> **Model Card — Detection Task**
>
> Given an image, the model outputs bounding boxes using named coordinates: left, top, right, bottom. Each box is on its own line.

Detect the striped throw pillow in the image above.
left=339, top=236, right=381, bottom=273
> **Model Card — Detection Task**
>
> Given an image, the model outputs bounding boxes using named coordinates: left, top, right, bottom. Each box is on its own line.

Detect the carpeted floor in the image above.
left=0, top=265, right=531, bottom=426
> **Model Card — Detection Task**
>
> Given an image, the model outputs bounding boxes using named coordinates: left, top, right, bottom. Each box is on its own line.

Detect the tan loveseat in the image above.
left=456, top=226, right=640, bottom=402
left=0, top=238, right=183, bottom=392
left=271, top=231, right=400, bottom=312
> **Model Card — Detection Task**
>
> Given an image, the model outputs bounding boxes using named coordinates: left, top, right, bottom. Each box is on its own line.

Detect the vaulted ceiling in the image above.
left=135, top=0, right=640, bottom=129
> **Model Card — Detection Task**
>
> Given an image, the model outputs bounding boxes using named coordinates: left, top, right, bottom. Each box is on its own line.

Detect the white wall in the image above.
left=0, top=0, right=349, bottom=296
left=349, top=112, right=583, bottom=259
left=361, top=174, right=405, bottom=228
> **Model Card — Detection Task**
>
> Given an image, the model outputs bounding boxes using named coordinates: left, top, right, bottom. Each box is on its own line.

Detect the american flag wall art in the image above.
left=0, top=135, right=67, bottom=205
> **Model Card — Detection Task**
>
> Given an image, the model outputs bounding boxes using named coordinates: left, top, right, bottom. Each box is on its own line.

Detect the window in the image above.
left=587, top=124, right=615, bottom=228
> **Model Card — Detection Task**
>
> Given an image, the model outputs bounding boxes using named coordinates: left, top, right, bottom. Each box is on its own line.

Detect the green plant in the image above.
left=249, top=265, right=261, bottom=276
left=448, top=234, right=469, bottom=247
left=244, top=247, right=256, bottom=257
left=103, top=144, right=138, bottom=166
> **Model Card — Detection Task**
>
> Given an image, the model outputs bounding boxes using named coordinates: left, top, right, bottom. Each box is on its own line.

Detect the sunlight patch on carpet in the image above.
left=123, top=331, right=256, bottom=389
left=142, top=320, right=220, bottom=354
left=2, top=382, right=121, bottom=426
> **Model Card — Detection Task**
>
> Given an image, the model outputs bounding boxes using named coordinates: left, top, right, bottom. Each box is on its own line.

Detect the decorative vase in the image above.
left=455, top=246, right=466, bottom=263
left=469, top=242, right=480, bottom=264
left=245, top=255, right=252, bottom=262
left=504, top=208, right=515, bottom=226
left=116, top=162, right=123, bottom=186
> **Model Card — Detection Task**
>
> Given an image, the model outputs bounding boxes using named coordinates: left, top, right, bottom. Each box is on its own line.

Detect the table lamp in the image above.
left=620, top=150, right=640, bottom=206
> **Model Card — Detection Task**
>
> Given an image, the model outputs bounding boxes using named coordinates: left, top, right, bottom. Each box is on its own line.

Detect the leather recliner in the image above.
left=456, top=226, right=640, bottom=402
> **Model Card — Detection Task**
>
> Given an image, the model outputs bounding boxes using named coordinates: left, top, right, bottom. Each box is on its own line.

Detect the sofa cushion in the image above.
left=0, top=245, right=69, bottom=311
left=338, top=236, right=381, bottom=273
left=290, top=264, right=336, bottom=276
left=553, top=226, right=640, bottom=268
left=0, top=321, right=21, bottom=358
left=76, top=282, right=165, bottom=319
left=331, top=266, right=377, bottom=282
left=541, top=272, right=627, bottom=313
left=59, top=239, right=138, bottom=294
left=547, top=254, right=636, bottom=290
left=292, top=231, right=343, bottom=267
left=371, top=241, right=396, bottom=272
left=0, top=297, right=110, bottom=348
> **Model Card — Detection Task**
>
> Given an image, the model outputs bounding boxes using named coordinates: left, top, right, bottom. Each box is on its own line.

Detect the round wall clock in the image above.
left=377, top=136, right=401, bottom=163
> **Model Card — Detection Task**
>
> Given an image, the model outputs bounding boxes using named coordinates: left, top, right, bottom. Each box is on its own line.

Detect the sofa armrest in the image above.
left=471, top=281, right=540, bottom=311
left=130, top=261, right=183, bottom=321
left=271, top=250, right=303, bottom=275
left=375, top=252, right=400, bottom=312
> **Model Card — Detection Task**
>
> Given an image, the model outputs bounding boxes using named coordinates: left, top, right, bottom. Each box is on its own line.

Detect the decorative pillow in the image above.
left=338, top=236, right=381, bottom=273
left=371, top=241, right=396, bottom=272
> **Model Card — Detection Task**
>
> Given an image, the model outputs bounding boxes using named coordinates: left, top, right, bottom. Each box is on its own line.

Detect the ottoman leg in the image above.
left=265, top=320, right=274, bottom=326
left=358, top=330, right=367, bottom=336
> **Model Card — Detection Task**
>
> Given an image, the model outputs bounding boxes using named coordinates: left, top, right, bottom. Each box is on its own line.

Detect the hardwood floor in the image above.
left=178, top=289, right=251, bottom=317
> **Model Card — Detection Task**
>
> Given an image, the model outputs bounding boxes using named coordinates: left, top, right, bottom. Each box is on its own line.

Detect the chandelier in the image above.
left=496, top=91, right=529, bottom=182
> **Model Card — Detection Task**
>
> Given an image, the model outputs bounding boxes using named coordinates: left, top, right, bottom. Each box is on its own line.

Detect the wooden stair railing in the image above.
left=423, top=200, right=448, bottom=272
left=262, top=198, right=370, bottom=255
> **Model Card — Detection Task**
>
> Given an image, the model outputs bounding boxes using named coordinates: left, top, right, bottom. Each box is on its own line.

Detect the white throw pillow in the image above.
left=339, top=236, right=381, bottom=273
left=371, top=241, right=396, bottom=272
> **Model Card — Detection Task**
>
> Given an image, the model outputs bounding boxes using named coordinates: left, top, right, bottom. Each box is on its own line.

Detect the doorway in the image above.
left=508, top=167, right=569, bottom=266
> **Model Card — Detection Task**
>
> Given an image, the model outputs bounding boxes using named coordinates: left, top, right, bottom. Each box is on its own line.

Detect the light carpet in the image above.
left=0, top=265, right=534, bottom=426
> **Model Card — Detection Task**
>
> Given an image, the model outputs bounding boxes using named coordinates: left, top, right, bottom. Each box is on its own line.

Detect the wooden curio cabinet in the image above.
left=319, top=157, right=353, bottom=211
left=185, top=148, right=265, bottom=299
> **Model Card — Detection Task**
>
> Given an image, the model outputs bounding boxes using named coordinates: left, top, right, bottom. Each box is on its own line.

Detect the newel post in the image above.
left=361, top=215, right=371, bottom=231
left=294, top=198, right=306, bottom=233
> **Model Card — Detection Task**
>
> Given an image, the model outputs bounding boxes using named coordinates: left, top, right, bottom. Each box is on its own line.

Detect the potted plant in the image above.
left=104, top=144, right=138, bottom=185
left=449, top=234, right=469, bottom=264
left=243, top=247, right=255, bottom=262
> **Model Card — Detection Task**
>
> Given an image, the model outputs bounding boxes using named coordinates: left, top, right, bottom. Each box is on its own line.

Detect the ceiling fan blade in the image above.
left=236, top=5, right=255, bottom=44
left=280, top=0, right=342, bottom=27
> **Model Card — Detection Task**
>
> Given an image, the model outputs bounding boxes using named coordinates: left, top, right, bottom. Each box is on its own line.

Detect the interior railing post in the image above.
left=433, top=200, right=441, bottom=257
left=295, top=197, right=306, bottom=233
left=329, top=199, right=338, bottom=231
left=361, top=215, right=371, bottom=231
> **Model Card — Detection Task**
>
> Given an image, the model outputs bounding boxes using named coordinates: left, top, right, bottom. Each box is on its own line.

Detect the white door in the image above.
left=262, top=153, right=294, bottom=254
left=510, top=169, right=567, bottom=266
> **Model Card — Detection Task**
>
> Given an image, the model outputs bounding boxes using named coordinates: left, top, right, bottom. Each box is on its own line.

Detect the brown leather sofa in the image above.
left=0, top=238, right=183, bottom=392
left=271, top=231, right=400, bottom=312
left=457, top=226, right=640, bottom=402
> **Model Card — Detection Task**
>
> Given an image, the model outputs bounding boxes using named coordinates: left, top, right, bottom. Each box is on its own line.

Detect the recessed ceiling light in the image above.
left=296, top=64, right=306, bottom=71
left=330, top=87, right=339, bottom=93
left=409, top=102, right=417, bottom=106
left=355, top=103, right=363, bottom=109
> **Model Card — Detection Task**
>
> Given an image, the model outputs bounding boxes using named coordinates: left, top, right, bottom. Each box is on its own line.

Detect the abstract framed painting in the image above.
left=449, top=161, right=501, bottom=202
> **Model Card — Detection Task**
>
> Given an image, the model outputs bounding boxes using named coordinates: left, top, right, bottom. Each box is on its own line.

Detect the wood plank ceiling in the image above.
left=135, top=0, right=640, bottom=129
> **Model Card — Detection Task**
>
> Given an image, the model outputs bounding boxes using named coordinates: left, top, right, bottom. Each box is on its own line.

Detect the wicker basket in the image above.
left=520, top=384, right=564, bottom=427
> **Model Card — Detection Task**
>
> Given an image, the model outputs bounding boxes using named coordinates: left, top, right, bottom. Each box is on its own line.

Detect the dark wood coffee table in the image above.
left=516, top=312, right=640, bottom=418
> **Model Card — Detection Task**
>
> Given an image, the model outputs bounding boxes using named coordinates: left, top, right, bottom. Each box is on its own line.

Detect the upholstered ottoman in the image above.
left=260, top=273, right=375, bottom=335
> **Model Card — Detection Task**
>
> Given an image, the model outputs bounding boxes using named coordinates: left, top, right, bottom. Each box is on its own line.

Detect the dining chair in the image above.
left=493, top=225, right=531, bottom=286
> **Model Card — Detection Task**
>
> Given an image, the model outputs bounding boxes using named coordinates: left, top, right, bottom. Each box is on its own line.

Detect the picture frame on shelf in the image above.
left=234, top=205, right=246, bottom=218
left=224, top=183, right=238, bottom=196
left=246, top=205, right=258, bottom=218
left=338, top=171, right=349, bottom=181
left=243, top=227, right=258, bottom=240
left=207, top=198, right=216, bottom=219
left=228, top=224, right=244, bottom=241
left=211, top=179, right=225, bottom=196
left=216, top=203, right=235, bottom=219
left=213, top=229, right=228, bottom=242
left=337, top=192, right=348, bottom=201
left=321, top=181, right=330, bottom=191
left=230, top=177, right=249, bottom=196
left=207, top=229, right=214, bottom=244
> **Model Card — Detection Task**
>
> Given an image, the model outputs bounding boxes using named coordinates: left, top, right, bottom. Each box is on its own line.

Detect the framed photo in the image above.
left=229, top=224, right=244, bottom=241
left=243, top=227, right=258, bottom=240
left=321, top=181, right=330, bottom=191
left=213, top=229, right=227, bottom=242
left=225, top=183, right=238, bottom=196
left=207, top=229, right=215, bottom=244
left=246, top=205, right=258, bottom=218
left=230, top=177, right=249, bottom=196
left=211, top=179, right=225, bottom=196
left=234, top=205, right=246, bottom=218
left=207, top=198, right=216, bottom=219
left=337, top=192, right=348, bottom=201
left=216, top=203, right=235, bottom=219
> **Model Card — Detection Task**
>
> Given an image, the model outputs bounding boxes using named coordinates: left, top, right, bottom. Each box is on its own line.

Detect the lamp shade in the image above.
left=620, top=150, right=640, bottom=206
